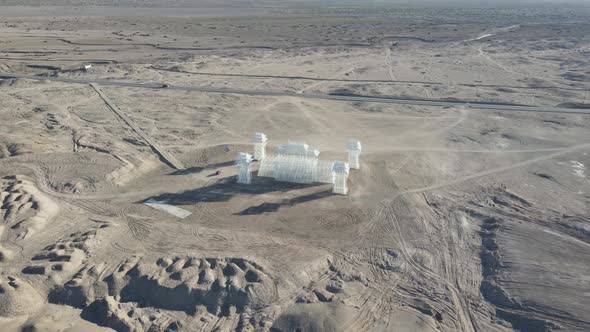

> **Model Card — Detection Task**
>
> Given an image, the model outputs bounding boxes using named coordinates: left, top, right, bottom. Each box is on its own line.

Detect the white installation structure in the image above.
left=347, top=139, right=362, bottom=169
left=258, top=142, right=335, bottom=184
left=241, top=134, right=361, bottom=195
left=252, top=132, right=267, bottom=161
left=236, top=152, right=253, bottom=184
left=332, top=161, right=350, bottom=195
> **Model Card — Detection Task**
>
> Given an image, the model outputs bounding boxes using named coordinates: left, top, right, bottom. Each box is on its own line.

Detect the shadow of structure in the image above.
left=141, top=172, right=327, bottom=206
left=237, top=189, right=333, bottom=215
left=169, top=161, right=236, bottom=176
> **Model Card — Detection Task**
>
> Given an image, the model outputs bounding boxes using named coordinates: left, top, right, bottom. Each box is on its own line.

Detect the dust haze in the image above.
left=0, top=1, right=589, bottom=332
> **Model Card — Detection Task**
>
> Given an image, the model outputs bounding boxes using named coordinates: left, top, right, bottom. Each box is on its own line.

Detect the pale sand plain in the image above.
left=0, top=2, right=589, bottom=331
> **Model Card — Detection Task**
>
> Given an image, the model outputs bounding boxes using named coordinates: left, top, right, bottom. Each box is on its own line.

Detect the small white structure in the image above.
left=332, top=160, right=350, bottom=195
left=252, top=132, right=268, bottom=161
left=236, top=152, right=253, bottom=184
left=143, top=199, right=192, bottom=219
left=83, top=64, right=92, bottom=71
left=347, top=139, right=362, bottom=169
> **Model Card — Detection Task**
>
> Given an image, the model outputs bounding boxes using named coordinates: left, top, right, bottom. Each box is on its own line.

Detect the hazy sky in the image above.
left=1, top=0, right=588, bottom=8
left=276, top=0, right=590, bottom=5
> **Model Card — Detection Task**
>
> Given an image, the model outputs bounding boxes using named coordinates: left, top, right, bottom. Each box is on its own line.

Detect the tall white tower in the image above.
left=252, top=132, right=268, bottom=161
left=347, top=139, right=362, bottom=169
left=236, top=152, right=253, bottom=184
left=332, top=160, right=350, bottom=195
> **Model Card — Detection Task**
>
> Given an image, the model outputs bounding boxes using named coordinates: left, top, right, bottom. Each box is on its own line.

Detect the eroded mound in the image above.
left=51, top=255, right=278, bottom=331
left=0, top=175, right=59, bottom=239
left=0, top=142, right=33, bottom=158
left=24, top=221, right=110, bottom=284
left=271, top=303, right=356, bottom=332
left=0, top=276, right=44, bottom=317
left=177, top=144, right=252, bottom=170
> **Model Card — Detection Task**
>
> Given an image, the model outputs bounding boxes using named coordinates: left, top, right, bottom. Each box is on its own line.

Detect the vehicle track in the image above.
left=90, top=83, right=184, bottom=170
left=148, top=65, right=586, bottom=92
left=3, top=72, right=590, bottom=115
left=395, top=143, right=590, bottom=197
left=63, top=198, right=116, bottom=217
left=384, top=47, right=398, bottom=81
left=353, top=142, right=590, bottom=331
left=387, top=206, right=476, bottom=332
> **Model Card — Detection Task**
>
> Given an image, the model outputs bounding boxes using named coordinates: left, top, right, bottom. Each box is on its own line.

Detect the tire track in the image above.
left=355, top=144, right=590, bottom=331
left=4, top=72, right=590, bottom=114
left=90, top=83, right=184, bottom=170
left=385, top=47, right=398, bottom=81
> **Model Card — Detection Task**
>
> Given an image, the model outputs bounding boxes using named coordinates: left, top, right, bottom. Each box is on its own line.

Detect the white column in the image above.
left=347, top=139, right=362, bottom=169
left=252, top=132, right=268, bottom=161
left=236, top=152, right=253, bottom=184
left=332, top=161, right=350, bottom=195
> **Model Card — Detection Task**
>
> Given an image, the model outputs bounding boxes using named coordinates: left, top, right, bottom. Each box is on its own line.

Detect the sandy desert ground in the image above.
left=0, top=1, right=589, bottom=331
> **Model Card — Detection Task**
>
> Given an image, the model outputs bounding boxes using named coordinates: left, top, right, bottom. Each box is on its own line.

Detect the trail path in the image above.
left=90, top=83, right=184, bottom=170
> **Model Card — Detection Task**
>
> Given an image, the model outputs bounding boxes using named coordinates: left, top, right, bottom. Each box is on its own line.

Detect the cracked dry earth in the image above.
left=1, top=2, right=590, bottom=332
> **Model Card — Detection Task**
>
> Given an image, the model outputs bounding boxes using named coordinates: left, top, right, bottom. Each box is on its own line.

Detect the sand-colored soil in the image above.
left=0, top=2, right=589, bottom=331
